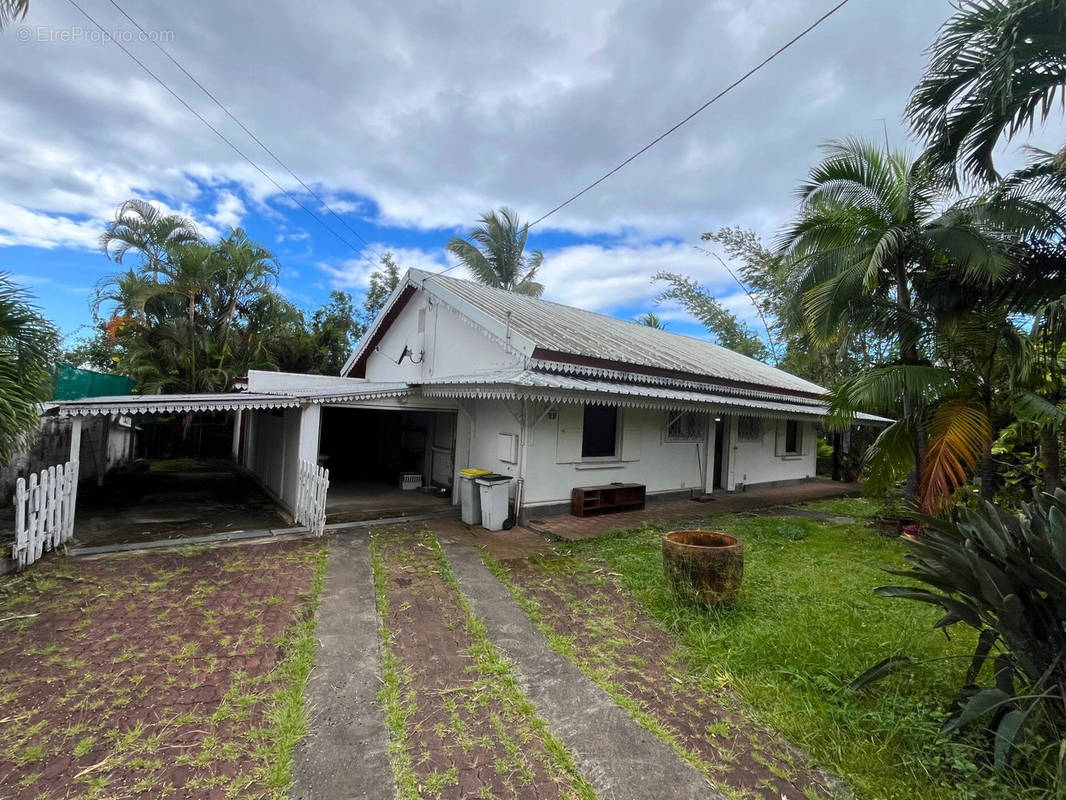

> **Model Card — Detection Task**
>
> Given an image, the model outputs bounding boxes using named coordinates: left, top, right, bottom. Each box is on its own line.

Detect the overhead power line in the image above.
left=527, top=0, right=853, bottom=228
left=65, top=0, right=378, bottom=262
left=105, top=0, right=382, bottom=260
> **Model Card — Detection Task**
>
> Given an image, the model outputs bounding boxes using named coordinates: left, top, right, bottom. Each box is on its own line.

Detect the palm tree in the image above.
left=779, top=138, right=1044, bottom=509
left=100, top=199, right=202, bottom=282
left=0, top=0, right=28, bottom=30
left=446, top=208, right=545, bottom=297
left=0, top=275, right=57, bottom=463
left=907, top=0, right=1066, bottom=184
left=638, top=312, right=666, bottom=329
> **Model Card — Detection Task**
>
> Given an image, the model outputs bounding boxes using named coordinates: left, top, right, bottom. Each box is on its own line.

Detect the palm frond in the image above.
left=0, top=0, right=29, bottom=29
left=919, top=399, right=994, bottom=514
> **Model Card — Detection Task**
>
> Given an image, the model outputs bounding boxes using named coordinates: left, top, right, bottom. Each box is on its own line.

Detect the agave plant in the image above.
left=852, top=491, right=1066, bottom=766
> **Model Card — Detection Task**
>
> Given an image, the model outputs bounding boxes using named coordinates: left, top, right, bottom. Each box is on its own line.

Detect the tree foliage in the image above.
left=907, top=0, right=1066, bottom=184
left=0, top=0, right=28, bottom=30
left=0, top=275, right=58, bottom=462
left=90, top=202, right=412, bottom=389
left=446, top=208, right=544, bottom=297
left=853, top=491, right=1066, bottom=768
left=653, top=271, right=768, bottom=360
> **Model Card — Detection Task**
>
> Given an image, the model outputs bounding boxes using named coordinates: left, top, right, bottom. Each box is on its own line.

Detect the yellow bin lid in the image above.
left=460, top=468, right=492, bottom=476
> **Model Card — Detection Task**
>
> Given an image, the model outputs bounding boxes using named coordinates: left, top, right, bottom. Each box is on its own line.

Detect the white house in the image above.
left=239, top=269, right=884, bottom=520
left=47, top=268, right=882, bottom=527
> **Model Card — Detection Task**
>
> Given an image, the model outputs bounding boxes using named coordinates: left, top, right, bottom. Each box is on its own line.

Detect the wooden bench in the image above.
left=571, top=483, right=646, bottom=517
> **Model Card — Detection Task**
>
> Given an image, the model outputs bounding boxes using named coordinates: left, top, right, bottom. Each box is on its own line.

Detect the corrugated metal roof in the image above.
left=48, top=384, right=413, bottom=417
left=50, top=392, right=303, bottom=417
left=414, top=269, right=828, bottom=397
left=422, top=369, right=891, bottom=423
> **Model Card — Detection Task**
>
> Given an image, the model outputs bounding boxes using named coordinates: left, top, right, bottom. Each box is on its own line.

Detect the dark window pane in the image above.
left=582, top=405, right=618, bottom=458
left=785, top=420, right=799, bottom=453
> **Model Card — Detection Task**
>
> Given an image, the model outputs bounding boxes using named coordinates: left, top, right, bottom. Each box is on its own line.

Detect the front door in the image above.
left=712, top=418, right=725, bottom=490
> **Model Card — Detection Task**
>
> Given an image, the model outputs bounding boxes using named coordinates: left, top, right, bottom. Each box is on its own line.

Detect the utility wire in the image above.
left=527, top=0, right=853, bottom=228
left=65, top=0, right=376, bottom=262
left=105, top=0, right=382, bottom=260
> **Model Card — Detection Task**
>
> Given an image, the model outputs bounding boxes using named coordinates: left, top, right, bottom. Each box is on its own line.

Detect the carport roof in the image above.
left=45, top=383, right=413, bottom=417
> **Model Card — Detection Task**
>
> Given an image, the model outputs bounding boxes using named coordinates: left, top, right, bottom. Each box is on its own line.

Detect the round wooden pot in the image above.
left=662, top=530, right=744, bottom=606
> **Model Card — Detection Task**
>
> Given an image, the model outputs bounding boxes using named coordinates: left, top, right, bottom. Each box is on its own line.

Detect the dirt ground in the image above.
left=501, top=553, right=841, bottom=800
left=372, top=526, right=592, bottom=800
left=71, top=462, right=290, bottom=547
left=0, top=539, right=322, bottom=799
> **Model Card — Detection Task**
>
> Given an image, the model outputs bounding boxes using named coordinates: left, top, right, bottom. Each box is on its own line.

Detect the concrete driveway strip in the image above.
left=291, top=535, right=393, bottom=800
left=438, top=536, right=724, bottom=800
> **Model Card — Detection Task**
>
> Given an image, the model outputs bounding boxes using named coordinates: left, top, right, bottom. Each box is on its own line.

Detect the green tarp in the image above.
left=52, top=363, right=137, bottom=401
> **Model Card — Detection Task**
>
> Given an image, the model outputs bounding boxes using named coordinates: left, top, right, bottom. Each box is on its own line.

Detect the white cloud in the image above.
left=0, top=0, right=967, bottom=251
left=317, top=245, right=450, bottom=290
left=0, top=201, right=100, bottom=249
left=207, top=190, right=246, bottom=230
left=538, top=241, right=738, bottom=313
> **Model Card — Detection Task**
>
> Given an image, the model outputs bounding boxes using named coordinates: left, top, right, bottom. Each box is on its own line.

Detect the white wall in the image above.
left=729, top=417, right=817, bottom=488
left=247, top=370, right=367, bottom=390
left=522, top=405, right=706, bottom=506
left=454, top=400, right=819, bottom=509
left=244, top=406, right=306, bottom=512
left=363, top=289, right=522, bottom=383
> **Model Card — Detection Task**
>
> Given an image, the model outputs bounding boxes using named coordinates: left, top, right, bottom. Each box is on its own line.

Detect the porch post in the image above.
left=725, top=415, right=738, bottom=492
left=243, top=411, right=256, bottom=469
left=702, top=412, right=714, bottom=494
left=231, top=409, right=243, bottom=464
left=297, top=404, right=322, bottom=465
left=69, top=416, right=82, bottom=465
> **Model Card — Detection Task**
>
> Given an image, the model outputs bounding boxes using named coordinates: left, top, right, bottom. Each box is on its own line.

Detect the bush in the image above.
left=853, top=490, right=1066, bottom=771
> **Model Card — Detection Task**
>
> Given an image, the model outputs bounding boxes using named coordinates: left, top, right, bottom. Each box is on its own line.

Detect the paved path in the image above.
left=291, top=536, right=393, bottom=800
left=437, top=534, right=724, bottom=800
left=528, top=480, right=862, bottom=541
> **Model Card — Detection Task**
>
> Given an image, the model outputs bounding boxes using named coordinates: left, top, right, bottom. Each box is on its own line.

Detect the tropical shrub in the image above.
left=854, top=491, right=1066, bottom=769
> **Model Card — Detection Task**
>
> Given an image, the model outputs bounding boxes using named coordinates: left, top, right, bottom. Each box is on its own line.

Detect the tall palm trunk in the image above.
left=896, top=258, right=926, bottom=507
left=188, top=292, right=197, bottom=391
left=1042, top=425, right=1061, bottom=494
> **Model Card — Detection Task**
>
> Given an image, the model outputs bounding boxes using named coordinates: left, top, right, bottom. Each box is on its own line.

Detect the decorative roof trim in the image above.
left=421, top=384, right=833, bottom=420
left=54, top=395, right=303, bottom=418
left=526, top=359, right=827, bottom=406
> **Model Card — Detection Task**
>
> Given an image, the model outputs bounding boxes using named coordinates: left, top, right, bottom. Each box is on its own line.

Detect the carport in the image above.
left=317, top=405, right=459, bottom=522
left=45, top=391, right=309, bottom=547
left=34, top=375, right=467, bottom=552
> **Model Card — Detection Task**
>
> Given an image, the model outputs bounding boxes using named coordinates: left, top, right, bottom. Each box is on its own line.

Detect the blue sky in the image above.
left=3, top=0, right=1047, bottom=354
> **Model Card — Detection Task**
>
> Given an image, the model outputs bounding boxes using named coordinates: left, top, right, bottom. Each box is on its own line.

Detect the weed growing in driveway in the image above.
left=259, top=545, right=327, bottom=798
left=0, top=540, right=323, bottom=800
left=370, top=537, right=419, bottom=800
left=423, top=532, right=596, bottom=800
left=371, top=527, right=596, bottom=800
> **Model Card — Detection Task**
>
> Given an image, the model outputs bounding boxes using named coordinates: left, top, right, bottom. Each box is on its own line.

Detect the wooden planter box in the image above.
left=571, top=483, right=646, bottom=517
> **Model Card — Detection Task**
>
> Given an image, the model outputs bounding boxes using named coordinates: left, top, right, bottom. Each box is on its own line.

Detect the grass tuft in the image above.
left=260, top=545, right=328, bottom=798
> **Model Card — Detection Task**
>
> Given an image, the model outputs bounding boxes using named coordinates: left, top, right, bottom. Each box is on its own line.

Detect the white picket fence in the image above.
left=12, top=460, right=79, bottom=570
left=295, top=459, right=329, bottom=537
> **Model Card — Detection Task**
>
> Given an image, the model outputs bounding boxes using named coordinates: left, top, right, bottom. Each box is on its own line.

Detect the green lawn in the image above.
left=563, top=500, right=1044, bottom=800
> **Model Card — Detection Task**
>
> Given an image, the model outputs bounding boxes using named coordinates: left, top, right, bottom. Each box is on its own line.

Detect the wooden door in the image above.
left=429, top=413, right=456, bottom=488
